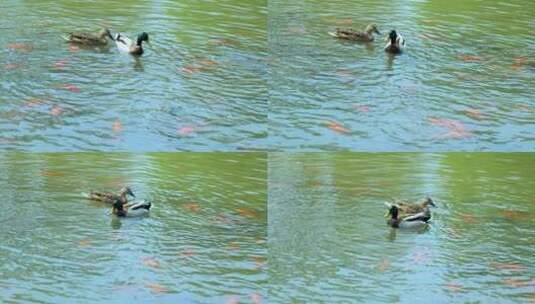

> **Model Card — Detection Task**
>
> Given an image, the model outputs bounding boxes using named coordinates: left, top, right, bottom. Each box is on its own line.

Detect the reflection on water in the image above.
left=268, top=0, right=535, bottom=151
left=0, top=0, right=267, bottom=151
left=0, top=153, right=266, bottom=303
left=269, top=153, right=535, bottom=303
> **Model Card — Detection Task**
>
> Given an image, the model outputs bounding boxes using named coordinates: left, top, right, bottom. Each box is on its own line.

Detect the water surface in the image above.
left=0, top=152, right=266, bottom=303
left=268, top=0, right=535, bottom=151
left=269, top=153, right=535, bottom=303
left=0, top=0, right=267, bottom=151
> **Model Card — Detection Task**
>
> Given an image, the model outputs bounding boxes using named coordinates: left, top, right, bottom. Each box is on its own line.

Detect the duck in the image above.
left=328, top=24, right=381, bottom=42
left=386, top=205, right=429, bottom=229
left=87, top=186, right=135, bottom=205
left=384, top=30, right=405, bottom=54
left=112, top=199, right=151, bottom=217
left=385, top=197, right=436, bottom=221
left=113, top=32, right=149, bottom=56
left=62, top=28, right=113, bottom=46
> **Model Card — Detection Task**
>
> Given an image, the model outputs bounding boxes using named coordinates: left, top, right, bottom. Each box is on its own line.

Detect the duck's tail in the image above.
left=328, top=31, right=338, bottom=38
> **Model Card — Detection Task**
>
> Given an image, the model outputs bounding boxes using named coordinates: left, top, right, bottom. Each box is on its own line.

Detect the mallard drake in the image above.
left=113, top=32, right=149, bottom=56
left=385, top=197, right=435, bottom=221
left=62, top=28, right=113, bottom=46
left=112, top=199, right=151, bottom=217
left=387, top=205, right=429, bottom=229
left=384, top=30, right=405, bottom=54
left=87, top=186, right=135, bottom=205
left=328, top=24, right=380, bottom=42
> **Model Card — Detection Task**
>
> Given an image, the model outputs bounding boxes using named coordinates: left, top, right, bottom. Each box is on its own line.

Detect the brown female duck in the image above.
left=62, top=28, right=113, bottom=46
left=329, top=24, right=380, bottom=42
left=87, top=186, right=135, bottom=205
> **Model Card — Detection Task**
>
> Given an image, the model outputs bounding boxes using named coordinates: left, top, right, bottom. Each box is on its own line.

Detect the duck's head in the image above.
left=387, top=205, right=399, bottom=219
left=366, top=24, right=381, bottom=35
left=137, top=32, right=149, bottom=45
left=120, top=186, right=135, bottom=198
left=388, top=30, right=398, bottom=42
left=423, top=196, right=436, bottom=207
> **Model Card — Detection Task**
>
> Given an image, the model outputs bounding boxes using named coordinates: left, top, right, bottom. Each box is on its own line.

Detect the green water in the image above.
left=0, top=0, right=267, bottom=151
left=268, top=0, right=535, bottom=151
left=0, top=153, right=266, bottom=303
left=1, top=0, right=534, bottom=303
left=269, top=153, right=535, bottom=303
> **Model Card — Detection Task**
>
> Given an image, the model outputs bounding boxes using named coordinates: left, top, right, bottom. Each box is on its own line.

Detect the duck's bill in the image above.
left=384, top=211, right=390, bottom=218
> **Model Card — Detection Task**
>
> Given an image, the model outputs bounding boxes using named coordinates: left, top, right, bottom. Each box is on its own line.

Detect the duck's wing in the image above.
left=402, top=211, right=430, bottom=222
left=329, top=28, right=363, bottom=39
left=114, top=33, right=133, bottom=53
left=88, top=191, right=116, bottom=202
left=64, top=32, right=103, bottom=44
left=397, top=35, right=406, bottom=47
left=129, top=200, right=151, bottom=211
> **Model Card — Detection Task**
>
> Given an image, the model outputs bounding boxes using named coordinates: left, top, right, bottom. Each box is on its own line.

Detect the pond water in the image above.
left=269, top=153, right=535, bottom=303
left=0, top=0, right=267, bottom=151
left=0, top=153, right=266, bottom=303
left=268, top=0, right=535, bottom=151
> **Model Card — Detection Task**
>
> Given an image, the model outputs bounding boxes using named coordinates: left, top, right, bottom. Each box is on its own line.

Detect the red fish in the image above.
left=210, top=38, right=240, bottom=46
left=25, top=98, right=46, bottom=107
left=490, top=262, right=526, bottom=271
left=145, top=283, right=168, bottom=293
left=53, top=59, right=69, bottom=70
left=353, top=104, right=371, bottom=113
left=459, top=213, right=478, bottom=224
left=502, top=278, right=531, bottom=288
left=235, top=208, right=258, bottom=218
left=444, top=282, right=463, bottom=293
left=464, top=108, right=484, bottom=120
left=50, top=105, right=63, bottom=116
left=377, top=259, right=390, bottom=272
left=182, top=203, right=200, bottom=213
left=178, top=125, right=196, bottom=136
left=457, top=54, right=483, bottom=62
left=325, top=121, right=350, bottom=134
left=250, top=293, right=262, bottom=304
left=228, top=241, right=240, bottom=251
left=78, top=238, right=92, bottom=248
left=4, top=63, right=21, bottom=70
left=69, top=45, right=80, bottom=53
left=199, top=59, right=218, bottom=67
left=181, top=248, right=197, bottom=258
left=112, top=120, right=123, bottom=133
left=251, top=255, right=267, bottom=268
left=226, top=296, right=240, bottom=304
left=141, top=257, right=161, bottom=269
left=41, top=170, right=64, bottom=177
left=499, top=210, right=530, bottom=220
left=181, top=66, right=203, bottom=74
left=6, top=43, right=33, bottom=52
left=429, top=117, right=472, bottom=139
left=56, top=83, right=80, bottom=93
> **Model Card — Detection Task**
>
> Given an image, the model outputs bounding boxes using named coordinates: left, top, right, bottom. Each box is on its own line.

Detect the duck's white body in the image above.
left=120, top=200, right=151, bottom=217
left=114, top=33, right=134, bottom=53
left=112, top=32, right=149, bottom=56
left=395, top=212, right=429, bottom=229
